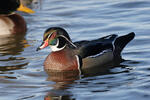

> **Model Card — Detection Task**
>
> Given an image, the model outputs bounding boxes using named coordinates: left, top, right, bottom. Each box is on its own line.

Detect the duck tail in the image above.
left=114, top=32, right=135, bottom=54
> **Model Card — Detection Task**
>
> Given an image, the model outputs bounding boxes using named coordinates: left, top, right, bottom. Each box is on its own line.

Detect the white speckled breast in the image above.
left=0, top=16, right=14, bottom=35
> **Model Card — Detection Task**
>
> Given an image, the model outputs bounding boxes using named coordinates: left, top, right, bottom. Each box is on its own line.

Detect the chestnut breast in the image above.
left=44, top=49, right=78, bottom=71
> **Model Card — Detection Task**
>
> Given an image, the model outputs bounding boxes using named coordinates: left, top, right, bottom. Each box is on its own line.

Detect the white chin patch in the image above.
left=50, top=45, right=66, bottom=52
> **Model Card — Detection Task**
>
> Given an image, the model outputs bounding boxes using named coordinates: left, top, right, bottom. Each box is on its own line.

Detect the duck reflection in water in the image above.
left=44, top=62, right=134, bottom=100
left=0, top=34, right=29, bottom=71
left=44, top=64, right=120, bottom=100
left=44, top=70, right=79, bottom=100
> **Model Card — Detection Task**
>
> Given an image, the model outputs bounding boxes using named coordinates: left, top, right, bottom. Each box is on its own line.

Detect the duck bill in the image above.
left=36, top=40, right=49, bottom=51
left=17, top=4, right=35, bottom=14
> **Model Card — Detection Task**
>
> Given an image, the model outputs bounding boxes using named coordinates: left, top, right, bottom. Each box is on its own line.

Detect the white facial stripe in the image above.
left=50, top=34, right=77, bottom=52
left=47, top=32, right=53, bottom=39
left=47, top=34, right=52, bottom=39
left=59, top=35, right=77, bottom=48
left=50, top=38, right=66, bottom=52
left=46, top=30, right=57, bottom=40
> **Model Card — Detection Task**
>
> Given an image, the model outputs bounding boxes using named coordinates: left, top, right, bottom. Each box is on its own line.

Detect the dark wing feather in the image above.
left=74, top=34, right=118, bottom=58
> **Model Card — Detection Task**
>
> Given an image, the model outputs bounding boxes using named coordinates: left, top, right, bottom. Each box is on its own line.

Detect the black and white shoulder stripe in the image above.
left=75, top=55, right=82, bottom=75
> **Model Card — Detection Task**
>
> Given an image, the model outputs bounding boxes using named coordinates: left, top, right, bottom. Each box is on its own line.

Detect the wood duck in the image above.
left=0, top=0, right=34, bottom=35
left=37, top=27, right=135, bottom=74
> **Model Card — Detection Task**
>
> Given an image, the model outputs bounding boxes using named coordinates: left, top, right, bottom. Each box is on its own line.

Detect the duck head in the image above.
left=0, top=0, right=34, bottom=15
left=37, top=27, right=77, bottom=52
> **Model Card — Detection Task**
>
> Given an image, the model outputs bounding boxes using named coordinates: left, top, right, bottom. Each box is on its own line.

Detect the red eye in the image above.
left=50, top=32, right=57, bottom=40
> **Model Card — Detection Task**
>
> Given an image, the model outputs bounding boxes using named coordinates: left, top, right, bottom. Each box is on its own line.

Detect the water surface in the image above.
left=1, top=0, right=150, bottom=100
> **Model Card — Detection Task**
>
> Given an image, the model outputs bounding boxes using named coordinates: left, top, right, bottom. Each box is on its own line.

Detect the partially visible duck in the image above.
left=0, top=0, right=34, bottom=35
left=21, top=0, right=40, bottom=6
left=37, top=27, right=135, bottom=74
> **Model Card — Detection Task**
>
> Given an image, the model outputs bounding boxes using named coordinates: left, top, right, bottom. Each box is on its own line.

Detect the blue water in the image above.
left=1, top=0, right=150, bottom=100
